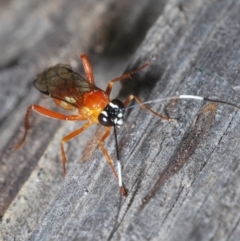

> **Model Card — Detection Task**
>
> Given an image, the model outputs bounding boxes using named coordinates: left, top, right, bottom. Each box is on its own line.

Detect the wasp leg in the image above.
left=81, top=54, right=95, bottom=84
left=124, top=95, right=171, bottom=121
left=60, top=122, right=92, bottom=176
left=99, top=127, right=127, bottom=196
left=105, top=60, right=152, bottom=96
left=14, top=104, right=86, bottom=149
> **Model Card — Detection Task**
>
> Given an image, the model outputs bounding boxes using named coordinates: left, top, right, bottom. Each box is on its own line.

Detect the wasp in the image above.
left=15, top=54, right=240, bottom=196
left=14, top=54, right=172, bottom=196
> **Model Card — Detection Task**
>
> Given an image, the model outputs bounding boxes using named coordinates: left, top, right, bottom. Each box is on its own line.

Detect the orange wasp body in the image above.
left=15, top=54, right=170, bottom=196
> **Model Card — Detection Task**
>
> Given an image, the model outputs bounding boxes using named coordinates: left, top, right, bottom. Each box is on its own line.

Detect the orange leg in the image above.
left=61, top=122, right=92, bottom=176
left=124, top=95, right=171, bottom=121
left=98, top=127, right=127, bottom=196
left=105, top=59, right=153, bottom=96
left=80, top=54, right=95, bottom=84
left=14, top=104, right=86, bottom=149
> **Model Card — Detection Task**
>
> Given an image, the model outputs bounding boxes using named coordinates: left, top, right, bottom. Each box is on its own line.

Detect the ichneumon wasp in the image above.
left=14, top=54, right=240, bottom=196
left=14, top=54, right=171, bottom=196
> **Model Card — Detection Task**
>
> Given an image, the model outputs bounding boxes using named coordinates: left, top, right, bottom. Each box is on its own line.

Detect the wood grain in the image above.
left=1, top=0, right=240, bottom=240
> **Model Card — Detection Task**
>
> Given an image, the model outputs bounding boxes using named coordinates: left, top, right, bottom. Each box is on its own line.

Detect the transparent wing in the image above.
left=33, top=64, right=100, bottom=108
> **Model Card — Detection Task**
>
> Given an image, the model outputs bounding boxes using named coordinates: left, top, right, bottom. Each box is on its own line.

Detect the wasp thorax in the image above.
left=98, top=99, right=125, bottom=127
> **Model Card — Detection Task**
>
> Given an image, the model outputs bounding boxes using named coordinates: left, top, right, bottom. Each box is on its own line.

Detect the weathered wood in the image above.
left=1, top=0, right=240, bottom=240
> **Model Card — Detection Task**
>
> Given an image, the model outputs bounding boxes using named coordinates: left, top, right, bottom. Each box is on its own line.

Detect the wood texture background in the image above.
left=1, top=0, right=240, bottom=240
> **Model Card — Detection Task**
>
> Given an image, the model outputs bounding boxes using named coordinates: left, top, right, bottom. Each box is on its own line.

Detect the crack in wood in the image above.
left=140, top=102, right=218, bottom=209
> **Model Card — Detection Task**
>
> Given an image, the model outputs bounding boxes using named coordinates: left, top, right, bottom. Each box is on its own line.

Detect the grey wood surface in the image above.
left=1, top=0, right=240, bottom=240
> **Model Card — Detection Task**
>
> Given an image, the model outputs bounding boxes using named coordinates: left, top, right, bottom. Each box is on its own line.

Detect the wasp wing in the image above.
left=33, top=64, right=100, bottom=108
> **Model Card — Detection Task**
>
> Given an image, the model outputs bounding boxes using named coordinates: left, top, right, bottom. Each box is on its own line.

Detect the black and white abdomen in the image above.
left=98, top=99, right=125, bottom=127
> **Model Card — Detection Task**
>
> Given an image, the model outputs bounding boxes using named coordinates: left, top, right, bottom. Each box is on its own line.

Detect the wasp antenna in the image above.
left=117, top=160, right=123, bottom=190
left=124, top=95, right=180, bottom=110
left=125, top=94, right=240, bottom=110
left=107, top=125, right=124, bottom=240
left=203, top=97, right=240, bottom=110
left=113, top=124, right=124, bottom=195
left=178, top=94, right=204, bottom=100
left=179, top=95, right=240, bottom=110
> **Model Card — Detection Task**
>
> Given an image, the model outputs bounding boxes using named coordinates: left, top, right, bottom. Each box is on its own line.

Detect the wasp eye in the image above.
left=98, top=111, right=113, bottom=126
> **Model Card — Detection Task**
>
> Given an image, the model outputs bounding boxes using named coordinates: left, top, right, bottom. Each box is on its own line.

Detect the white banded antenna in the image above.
left=125, top=94, right=240, bottom=110
left=117, top=160, right=123, bottom=189
left=179, top=95, right=204, bottom=100
left=113, top=124, right=127, bottom=196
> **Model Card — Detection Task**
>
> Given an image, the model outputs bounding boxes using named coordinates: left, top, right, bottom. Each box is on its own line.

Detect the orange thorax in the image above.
left=80, top=90, right=110, bottom=123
